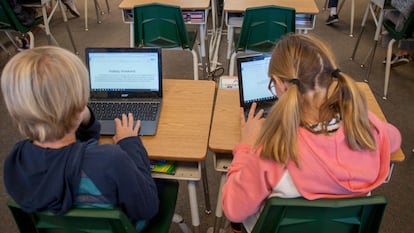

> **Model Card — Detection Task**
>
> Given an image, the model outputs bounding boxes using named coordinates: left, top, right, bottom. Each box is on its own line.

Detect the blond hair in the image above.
left=1, top=46, right=90, bottom=142
left=257, top=34, right=376, bottom=166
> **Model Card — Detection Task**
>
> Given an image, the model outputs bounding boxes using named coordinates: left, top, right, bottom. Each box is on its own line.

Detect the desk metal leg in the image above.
left=188, top=180, right=200, bottom=233
left=58, top=1, right=78, bottom=54
left=0, top=41, right=8, bottom=55
left=40, top=4, right=57, bottom=46
left=211, top=0, right=217, bottom=32
left=365, top=8, right=384, bottom=80
left=129, top=23, right=134, bottom=47
left=85, top=0, right=88, bottom=31
left=350, top=0, right=355, bottom=37
left=199, top=22, right=209, bottom=79
left=4, top=31, right=18, bottom=49
left=201, top=161, right=212, bottom=214
left=226, top=26, right=233, bottom=61
left=213, top=173, right=226, bottom=233
left=350, top=0, right=371, bottom=61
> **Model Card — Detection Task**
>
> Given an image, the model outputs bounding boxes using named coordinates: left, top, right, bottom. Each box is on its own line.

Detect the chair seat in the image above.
left=382, top=10, right=414, bottom=99
left=0, top=16, right=43, bottom=33
left=242, top=196, right=387, bottom=233
left=145, top=29, right=197, bottom=50
left=7, top=180, right=180, bottom=233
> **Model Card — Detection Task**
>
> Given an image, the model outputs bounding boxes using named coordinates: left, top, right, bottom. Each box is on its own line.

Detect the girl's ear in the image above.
left=273, top=76, right=292, bottom=96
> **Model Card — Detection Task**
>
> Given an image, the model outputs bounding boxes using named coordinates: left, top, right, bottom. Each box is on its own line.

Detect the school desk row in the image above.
left=117, top=0, right=320, bottom=79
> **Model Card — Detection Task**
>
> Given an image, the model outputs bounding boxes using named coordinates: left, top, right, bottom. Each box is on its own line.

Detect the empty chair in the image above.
left=22, top=0, right=78, bottom=53
left=382, top=10, right=414, bottom=99
left=133, top=3, right=200, bottom=80
left=0, top=0, right=43, bottom=49
left=228, top=5, right=296, bottom=76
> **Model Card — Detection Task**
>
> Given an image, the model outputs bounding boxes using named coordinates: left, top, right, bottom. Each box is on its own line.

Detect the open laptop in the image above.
left=85, top=47, right=163, bottom=136
left=237, top=53, right=278, bottom=118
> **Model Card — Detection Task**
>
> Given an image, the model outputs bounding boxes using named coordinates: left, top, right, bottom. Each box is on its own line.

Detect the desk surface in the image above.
left=119, top=0, right=210, bottom=9
left=209, top=78, right=405, bottom=162
left=224, top=0, right=319, bottom=14
left=100, top=79, right=216, bottom=161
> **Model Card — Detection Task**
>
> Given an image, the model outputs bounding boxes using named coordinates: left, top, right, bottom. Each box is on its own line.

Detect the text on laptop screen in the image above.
left=88, top=51, right=160, bottom=92
left=240, top=56, right=273, bottom=103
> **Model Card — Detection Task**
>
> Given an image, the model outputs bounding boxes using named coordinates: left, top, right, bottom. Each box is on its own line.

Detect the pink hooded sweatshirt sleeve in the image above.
left=222, top=112, right=401, bottom=223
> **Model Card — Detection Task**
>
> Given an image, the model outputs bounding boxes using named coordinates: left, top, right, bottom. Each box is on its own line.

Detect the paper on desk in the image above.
left=219, top=77, right=238, bottom=89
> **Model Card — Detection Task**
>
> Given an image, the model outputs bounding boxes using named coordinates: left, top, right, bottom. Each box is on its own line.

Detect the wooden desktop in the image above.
left=224, top=0, right=319, bottom=14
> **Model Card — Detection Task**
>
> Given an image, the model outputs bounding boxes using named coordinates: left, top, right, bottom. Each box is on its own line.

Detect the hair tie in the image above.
left=289, top=78, right=300, bottom=86
left=331, top=68, right=341, bottom=78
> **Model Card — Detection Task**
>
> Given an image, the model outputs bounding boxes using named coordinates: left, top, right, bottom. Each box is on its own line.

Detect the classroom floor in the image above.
left=0, top=0, right=413, bottom=232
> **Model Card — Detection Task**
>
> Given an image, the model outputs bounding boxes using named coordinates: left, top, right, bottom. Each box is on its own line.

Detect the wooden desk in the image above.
left=118, top=0, right=211, bottom=79
left=224, top=0, right=319, bottom=14
left=223, top=0, right=320, bottom=64
left=209, top=79, right=404, bottom=161
left=119, top=0, right=210, bottom=10
left=208, top=77, right=404, bottom=233
left=100, top=79, right=216, bottom=232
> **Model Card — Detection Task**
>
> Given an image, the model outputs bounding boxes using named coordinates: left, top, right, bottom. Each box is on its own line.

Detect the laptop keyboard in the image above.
left=89, top=102, right=160, bottom=121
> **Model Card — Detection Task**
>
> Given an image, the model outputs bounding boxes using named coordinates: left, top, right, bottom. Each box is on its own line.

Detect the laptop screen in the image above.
left=85, top=47, right=162, bottom=99
left=237, top=54, right=277, bottom=106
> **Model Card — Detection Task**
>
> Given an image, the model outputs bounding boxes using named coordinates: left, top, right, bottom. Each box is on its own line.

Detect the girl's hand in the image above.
left=240, top=103, right=265, bottom=145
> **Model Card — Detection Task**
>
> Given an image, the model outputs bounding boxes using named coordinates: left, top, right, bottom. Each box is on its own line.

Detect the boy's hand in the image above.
left=79, top=106, right=92, bottom=127
left=113, top=113, right=140, bottom=143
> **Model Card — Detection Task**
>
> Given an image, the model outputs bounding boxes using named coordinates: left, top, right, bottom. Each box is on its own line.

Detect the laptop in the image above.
left=237, top=53, right=278, bottom=118
left=85, top=47, right=163, bottom=136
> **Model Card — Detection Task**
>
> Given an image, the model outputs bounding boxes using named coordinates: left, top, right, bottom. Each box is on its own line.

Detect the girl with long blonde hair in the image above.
left=222, top=34, right=401, bottom=233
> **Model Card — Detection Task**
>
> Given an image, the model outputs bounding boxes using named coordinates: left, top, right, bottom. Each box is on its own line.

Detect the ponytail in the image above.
left=326, top=71, right=377, bottom=151
left=256, top=85, right=302, bottom=166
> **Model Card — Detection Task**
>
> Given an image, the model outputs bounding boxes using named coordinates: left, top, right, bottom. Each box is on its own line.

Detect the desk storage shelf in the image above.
left=122, top=9, right=206, bottom=24
left=225, top=12, right=316, bottom=33
left=152, top=161, right=201, bottom=181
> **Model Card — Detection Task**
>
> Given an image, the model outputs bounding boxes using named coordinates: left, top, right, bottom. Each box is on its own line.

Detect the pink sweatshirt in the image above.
left=222, top=112, right=401, bottom=223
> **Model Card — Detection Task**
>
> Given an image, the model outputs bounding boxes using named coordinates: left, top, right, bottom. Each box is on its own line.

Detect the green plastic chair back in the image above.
left=243, top=195, right=387, bottom=233
left=133, top=3, right=197, bottom=50
left=0, top=0, right=42, bottom=34
left=383, top=10, right=414, bottom=41
left=7, top=180, right=179, bottom=233
left=235, top=5, right=296, bottom=53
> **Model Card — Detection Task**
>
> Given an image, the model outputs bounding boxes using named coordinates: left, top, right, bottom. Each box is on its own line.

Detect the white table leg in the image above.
left=188, top=180, right=200, bottom=233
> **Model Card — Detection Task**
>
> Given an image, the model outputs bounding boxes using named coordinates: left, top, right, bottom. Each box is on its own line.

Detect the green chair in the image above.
left=242, top=195, right=387, bottom=233
left=133, top=3, right=199, bottom=80
left=228, top=5, right=296, bottom=76
left=0, top=0, right=43, bottom=49
left=382, top=11, right=414, bottom=99
left=7, top=180, right=181, bottom=233
left=21, top=0, right=78, bottom=53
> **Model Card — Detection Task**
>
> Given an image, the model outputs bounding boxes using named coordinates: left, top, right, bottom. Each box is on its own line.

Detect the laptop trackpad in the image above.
left=99, top=120, right=157, bottom=136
